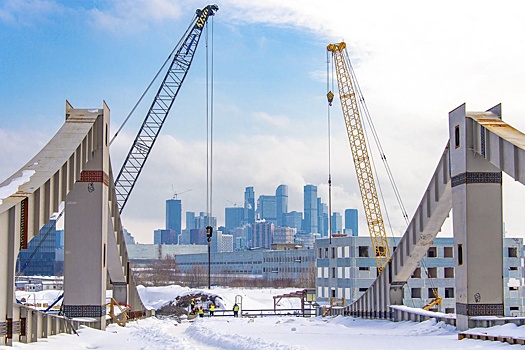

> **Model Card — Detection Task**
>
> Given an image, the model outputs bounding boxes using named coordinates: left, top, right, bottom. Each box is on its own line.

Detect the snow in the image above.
left=0, top=170, right=35, bottom=205
left=3, top=285, right=524, bottom=349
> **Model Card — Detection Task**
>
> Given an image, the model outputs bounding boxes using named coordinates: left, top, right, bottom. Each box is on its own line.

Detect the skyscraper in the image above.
left=186, top=211, right=196, bottom=230
left=257, top=195, right=277, bottom=224
left=303, top=184, right=318, bottom=234
left=345, top=208, right=358, bottom=236
left=244, top=186, right=255, bottom=225
left=225, top=206, right=245, bottom=232
left=166, top=198, right=182, bottom=235
left=331, top=212, right=343, bottom=234
left=284, top=211, right=303, bottom=232
left=275, top=184, right=288, bottom=227
left=318, top=198, right=328, bottom=237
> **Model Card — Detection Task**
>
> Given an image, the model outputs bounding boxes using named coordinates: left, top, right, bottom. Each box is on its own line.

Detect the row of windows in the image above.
left=318, top=244, right=521, bottom=260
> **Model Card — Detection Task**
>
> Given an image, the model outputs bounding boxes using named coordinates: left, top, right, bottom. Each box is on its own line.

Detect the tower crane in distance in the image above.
left=114, top=4, right=218, bottom=214
left=326, top=42, right=391, bottom=273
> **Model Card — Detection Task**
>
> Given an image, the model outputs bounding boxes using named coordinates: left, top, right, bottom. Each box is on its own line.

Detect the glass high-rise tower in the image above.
left=166, top=198, right=182, bottom=235
left=303, top=184, right=318, bottom=234
left=244, top=186, right=255, bottom=225
left=345, top=208, right=358, bottom=236
left=275, top=184, right=288, bottom=227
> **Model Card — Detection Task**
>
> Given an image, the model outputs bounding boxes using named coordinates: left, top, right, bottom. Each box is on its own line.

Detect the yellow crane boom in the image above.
left=327, top=41, right=391, bottom=273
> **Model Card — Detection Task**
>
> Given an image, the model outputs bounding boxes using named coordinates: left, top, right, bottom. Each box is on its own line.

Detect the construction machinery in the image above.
left=327, top=41, right=442, bottom=309
left=327, top=42, right=391, bottom=273
left=114, top=4, right=219, bottom=213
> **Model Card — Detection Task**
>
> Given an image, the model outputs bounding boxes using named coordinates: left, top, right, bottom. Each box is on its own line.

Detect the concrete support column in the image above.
left=449, top=104, right=504, bottom=331
left=63, top=105, right=110, bottom=330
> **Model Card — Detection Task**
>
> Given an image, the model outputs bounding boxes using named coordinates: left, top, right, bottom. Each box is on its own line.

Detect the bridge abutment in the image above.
left=63, top=105, right=110, bottom=330
left=449, top=104, right=504, bottom=331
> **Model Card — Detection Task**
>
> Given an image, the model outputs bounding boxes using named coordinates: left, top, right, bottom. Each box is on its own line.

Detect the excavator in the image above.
left=327, top=41, right=442, bottom=310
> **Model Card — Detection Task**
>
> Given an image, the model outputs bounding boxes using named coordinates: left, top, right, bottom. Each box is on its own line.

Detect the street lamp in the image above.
left=206, top=226, right=213, bottom=289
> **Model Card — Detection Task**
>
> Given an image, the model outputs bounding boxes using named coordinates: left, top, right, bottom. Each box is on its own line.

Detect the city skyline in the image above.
left=2, top=1, right=525, bottom=245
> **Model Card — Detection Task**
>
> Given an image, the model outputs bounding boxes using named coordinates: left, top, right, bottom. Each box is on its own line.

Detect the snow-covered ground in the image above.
left=2, top=285, right=525, bottom=349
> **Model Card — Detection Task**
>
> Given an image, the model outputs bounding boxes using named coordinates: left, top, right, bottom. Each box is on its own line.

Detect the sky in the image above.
left=2, top=0, right=525, bottom=243
left=2, top=285, right=523, bottom=349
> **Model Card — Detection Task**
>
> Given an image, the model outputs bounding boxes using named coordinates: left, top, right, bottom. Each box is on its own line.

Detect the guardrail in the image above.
left=196, top=308, right=316, bottom=318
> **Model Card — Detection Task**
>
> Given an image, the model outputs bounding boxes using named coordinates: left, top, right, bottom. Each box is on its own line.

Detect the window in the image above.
left=444, top=267, right=454, bottom=278
left=444, top=247, right=453, bottom=258
left=412, top=267, right=421, bottom=278
left=445, top=288, right=455, bottom=298
left=427, top=247, right=437, bottom=258
left=508, top=247, right=518, bottom=258
left=510, top=307, right=520, bottom=311
left=458, top=244, right=463, bottom=265
left=359, top=267, right=370, bottom=271
left=331, top=247, right=336, bottom=259
left=359, top=288, right=367, bottom=292
left=455, top=125, right=460, bottom=148
left=359, top=246, right=369, bottom=257
left=332, top=267, right=336, bottom=278
left=411, top=288, right=421, bottom=298
left=509, top=286, right=519, bottom=291
left=318, top=248, right=322, bottom=259
left=445, top=308, right=455, bottom=314
left=509, top=266, right=518, bottom=271
left=325, top=248, right=329, bottom=258
left=428, top=288, right=437, bottom=298
left=427, top=267, right=438, bottom=278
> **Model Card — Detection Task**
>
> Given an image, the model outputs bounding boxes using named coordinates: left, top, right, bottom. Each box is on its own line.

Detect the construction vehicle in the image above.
left=114, top=4, right=219, bottom=213
left=326, top=42, right=391, bottom=273
left=327, top=41, right=442, bottom=309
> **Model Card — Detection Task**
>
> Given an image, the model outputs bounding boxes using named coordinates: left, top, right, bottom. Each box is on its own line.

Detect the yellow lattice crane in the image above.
left=327, top=41, right=391, bottom=273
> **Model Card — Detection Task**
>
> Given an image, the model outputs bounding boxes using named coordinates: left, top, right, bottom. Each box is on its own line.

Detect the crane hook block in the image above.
left=327, top=91, right=335, bottom=106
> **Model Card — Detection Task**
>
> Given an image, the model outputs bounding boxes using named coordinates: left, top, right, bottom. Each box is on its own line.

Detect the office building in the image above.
left=253, top=221, right=274, bottom=249
left=17, top=219, right=58, bottom=276
left=186, top=211, right=196, bottom=230
left=273, top=226, right=296, bottom=244
left=318, top=199, right=328, bottom=237
left=257, top=195, right=277, bottom=224
left=303, top=184, right=318, bottom=234
left=244, top=186, right=255, bottom=225
left=284, top=211, right=303, bottom=232
left=225, top=206, right=245, bottom=232
left=331, top=212, right=343, bottom=234
left=276, top=184, right=288, bottom=227
left=166, top=198, right=182, bottom=235
left=345, top=209, right=358, bottom=236
left=154, top=229, right=178, bottom=245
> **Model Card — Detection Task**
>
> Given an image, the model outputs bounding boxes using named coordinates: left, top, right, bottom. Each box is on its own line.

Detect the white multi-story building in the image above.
left=315, top=235, right=525, bottom=316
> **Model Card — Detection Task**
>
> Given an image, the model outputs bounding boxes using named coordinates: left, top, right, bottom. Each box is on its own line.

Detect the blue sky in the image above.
left=2, top=0, right=525, bottom=243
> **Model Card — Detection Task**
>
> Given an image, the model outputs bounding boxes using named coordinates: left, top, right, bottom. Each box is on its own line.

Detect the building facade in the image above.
left=276, top=184, right=288, bottom=227
left=344, top=209, right=358, bottom=236
left=166, top=198, right=182, bottom=235
left=315, top=235, right=525, bottom=316
left=303, top=184, right=318, bottom=234
left=244, top=186, right=255, bottom=225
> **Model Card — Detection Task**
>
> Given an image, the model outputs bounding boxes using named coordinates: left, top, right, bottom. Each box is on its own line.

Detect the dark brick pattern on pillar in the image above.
left=456, top=302, right=504, bottom=316
left=451, top=172, right=502, bottom=188
left=64, top=305, right=106, bottom=317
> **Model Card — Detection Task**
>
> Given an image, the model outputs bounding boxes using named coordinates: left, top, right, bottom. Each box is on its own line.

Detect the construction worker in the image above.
left=233, top=303, right=239, bottom=317
left=209, top=303, right=215, bottom=317
left=190, top=298, right=196, bottom=314
left=198, top=306, right=204, bottom=318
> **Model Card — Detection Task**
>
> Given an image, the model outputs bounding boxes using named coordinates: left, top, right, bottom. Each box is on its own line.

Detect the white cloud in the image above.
left=0, top=0, right=62, bottom=25
left=89, top=0, right=185, bottom=33
left=252, top=111, right=290, bottom=129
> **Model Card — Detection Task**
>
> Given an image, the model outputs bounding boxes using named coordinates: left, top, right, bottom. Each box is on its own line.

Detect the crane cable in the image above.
left=327, top=50, right=333, bottom=245
left=109, top=16, right=196, bottom=146
left=205, top=15, right=214, bottom=227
